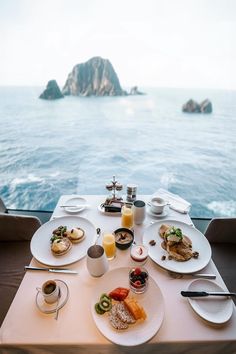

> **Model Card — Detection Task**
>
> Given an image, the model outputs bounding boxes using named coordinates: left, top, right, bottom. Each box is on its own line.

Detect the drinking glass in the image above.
left=102, top=232, right=116, bottom=260
left=121, top=204, right=134, bottom=229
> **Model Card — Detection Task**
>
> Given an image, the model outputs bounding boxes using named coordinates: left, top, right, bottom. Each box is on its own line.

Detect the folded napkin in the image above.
left=152, top=188, right=191, bottom=214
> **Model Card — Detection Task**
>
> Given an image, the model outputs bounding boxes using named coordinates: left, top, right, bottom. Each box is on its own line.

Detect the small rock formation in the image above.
left=129, top=86, right=145, bottom=95
left=39, top=80, right=64, bottom=100
left=182, top=99, right=212, bottom=113
left=200, top=99, right=212, bottom=113
left=62, top=57, right=127, bottom=96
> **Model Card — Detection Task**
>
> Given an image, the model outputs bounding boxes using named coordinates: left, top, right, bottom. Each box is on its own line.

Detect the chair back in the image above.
left=0, top=197, right=7, bottom=213
left=204, top=218, right=236, bottom=244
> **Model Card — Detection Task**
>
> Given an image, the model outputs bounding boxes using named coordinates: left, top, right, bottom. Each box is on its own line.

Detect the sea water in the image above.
left=0, top=86, right=236, bottom=217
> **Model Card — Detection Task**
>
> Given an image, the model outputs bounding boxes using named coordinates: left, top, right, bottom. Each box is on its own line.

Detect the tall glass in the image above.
left=102, top=233, right=116, bottom=260
left=121, top=204, right=134, bottom=229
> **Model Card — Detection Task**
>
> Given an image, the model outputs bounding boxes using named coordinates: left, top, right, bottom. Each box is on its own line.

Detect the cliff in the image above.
left=62, top=57, right=127, bottom=97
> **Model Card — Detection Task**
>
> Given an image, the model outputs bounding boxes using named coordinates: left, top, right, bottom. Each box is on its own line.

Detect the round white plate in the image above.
left=62, top=197, right=87, bottom=214
left=143, top=219, right=211, bottom=274
left=91, top=267, right=164, bottom=346
left=31, top=216, right=96, bottom=266
left=36, top=279, right=69, bottom=314
left=147, top=205, right=169, bottom=218
left=186, top=279, right=234, bottom=324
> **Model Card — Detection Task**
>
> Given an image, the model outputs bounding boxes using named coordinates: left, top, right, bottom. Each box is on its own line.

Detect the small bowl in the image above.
left=129, top=267, right=149, bottom=294
left=114, top=228, right=134, bottom=250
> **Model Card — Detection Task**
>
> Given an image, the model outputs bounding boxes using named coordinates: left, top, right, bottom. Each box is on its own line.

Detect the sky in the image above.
left=0, top=0, right=236, bottom=89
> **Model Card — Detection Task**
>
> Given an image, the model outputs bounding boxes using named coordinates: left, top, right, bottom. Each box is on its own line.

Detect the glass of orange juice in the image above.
left=102, top=232, right=116, bottom=260
left=121, top=204, right=134, bottom=229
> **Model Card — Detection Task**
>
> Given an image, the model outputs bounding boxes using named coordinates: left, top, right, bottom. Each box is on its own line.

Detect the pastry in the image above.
left=51, top=237, right=72, bottom=256
left=66, top=227, right=85, bottom=243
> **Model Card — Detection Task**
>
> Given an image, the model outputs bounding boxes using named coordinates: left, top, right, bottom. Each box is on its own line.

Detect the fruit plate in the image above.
left=91, top=267, right=164, bottom=346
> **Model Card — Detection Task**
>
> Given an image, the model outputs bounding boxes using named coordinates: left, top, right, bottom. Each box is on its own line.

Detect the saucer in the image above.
left=62, top=197, right=87, bottom=214
left=186, top=279, right=233, bottom=325
left=36, top=279, right=69, bottom=314
left=147, top=206, right=169, bottom=218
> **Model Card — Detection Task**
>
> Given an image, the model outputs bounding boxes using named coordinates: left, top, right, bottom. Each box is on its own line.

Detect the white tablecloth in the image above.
left=0, top=195, right=235, bottom=354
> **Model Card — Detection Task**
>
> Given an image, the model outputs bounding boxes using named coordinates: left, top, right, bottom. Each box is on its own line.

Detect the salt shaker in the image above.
left=126, top=184, right=137, bottom=202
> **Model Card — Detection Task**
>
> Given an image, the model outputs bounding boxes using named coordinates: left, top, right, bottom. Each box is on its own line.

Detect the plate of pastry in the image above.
left=31, top=216, right=96, bottom=266
left=143, top=219, right=211, bottom=274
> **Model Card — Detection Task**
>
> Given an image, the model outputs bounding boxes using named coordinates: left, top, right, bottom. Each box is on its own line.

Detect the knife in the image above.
left=181, top=291, right=236, bottom=298
left=24, top=266, right=78, bottom=274
left=60, top=204, right=89, bottom=208
left=169, top=271, right=216, bottom=279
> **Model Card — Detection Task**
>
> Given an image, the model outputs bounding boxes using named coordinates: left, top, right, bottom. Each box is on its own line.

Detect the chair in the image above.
left=0, top=203, right=42, bottom=326
left=204, top=218, right=236, bottom=303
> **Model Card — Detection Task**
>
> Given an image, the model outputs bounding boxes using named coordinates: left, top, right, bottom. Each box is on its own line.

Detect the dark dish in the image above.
left=114, top=228, right=134, bottom=250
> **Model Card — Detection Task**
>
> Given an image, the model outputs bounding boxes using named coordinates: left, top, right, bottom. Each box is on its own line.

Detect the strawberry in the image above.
left=134, top=267, right=141, bottom=275
left=134, top=280, right=142, bottom=287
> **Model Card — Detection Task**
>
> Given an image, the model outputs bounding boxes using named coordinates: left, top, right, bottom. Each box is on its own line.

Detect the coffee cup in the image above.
left=36, top=280, right=60, bottom=304
left=149, top=197, right=169, bottom=214
left=133, top=200, right=146, bottom=224
left=87, top=244, right=109, bottom=277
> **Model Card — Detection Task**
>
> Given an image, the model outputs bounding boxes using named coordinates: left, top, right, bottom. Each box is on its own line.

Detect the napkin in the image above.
left=152, top=188, right=191, bottom=214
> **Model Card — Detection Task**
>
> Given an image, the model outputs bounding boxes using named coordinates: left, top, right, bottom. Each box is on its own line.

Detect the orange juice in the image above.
left=121, top=205, right=134, bottom=229
left=102, top=233, right=116, bottom=260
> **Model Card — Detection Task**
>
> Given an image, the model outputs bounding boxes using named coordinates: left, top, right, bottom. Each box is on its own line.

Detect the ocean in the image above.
left=0, top=86, right=236, bottom=218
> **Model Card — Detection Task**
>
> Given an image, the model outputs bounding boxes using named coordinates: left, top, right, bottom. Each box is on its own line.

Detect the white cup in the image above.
left=86, top=245, right=109, bottom=277
left=36, top=280, right=60, bottom=304
left=133, top=200, right=146, bottom=224
left=149, top=197, right=168, bottom=214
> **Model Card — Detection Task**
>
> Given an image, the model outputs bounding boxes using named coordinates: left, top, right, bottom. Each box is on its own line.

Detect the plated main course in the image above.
left=149, top=223, right=199, bottom=262
left=50, top=225, right=86, bottom=256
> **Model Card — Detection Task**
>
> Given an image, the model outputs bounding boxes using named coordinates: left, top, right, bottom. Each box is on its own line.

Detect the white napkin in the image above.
left=153, top=188, right=191, bottom=214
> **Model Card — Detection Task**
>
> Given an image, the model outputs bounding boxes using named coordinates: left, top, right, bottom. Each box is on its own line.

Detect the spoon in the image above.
left=54, top=288, right=61, bottom=320
left=95, top=228, right=101, bottom=245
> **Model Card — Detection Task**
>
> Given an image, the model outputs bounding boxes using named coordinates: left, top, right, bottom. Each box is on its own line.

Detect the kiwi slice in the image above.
left=95, top=303, right=105, bottom=315
left=99, top=298, right=112, bottom=311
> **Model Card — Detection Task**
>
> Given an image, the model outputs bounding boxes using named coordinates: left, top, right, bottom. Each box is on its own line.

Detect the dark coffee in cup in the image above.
left=43, top=281, right=56, bottom=294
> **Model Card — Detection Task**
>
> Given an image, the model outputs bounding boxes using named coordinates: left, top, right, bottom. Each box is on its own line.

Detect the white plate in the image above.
left=62, top=197, right=87, bottom=214
left=147, top=206, right=169, bottom=218
left=36, top=279, right=69, bottom=314
left=31, top=216, right=96, bottom=266
left=91, top=267, right=164, bottom=346
left=186, top=279, right=234, bottom=324
left=98, top=203, right=121, bottom=216
left=143, top=219, right=211, bottom=274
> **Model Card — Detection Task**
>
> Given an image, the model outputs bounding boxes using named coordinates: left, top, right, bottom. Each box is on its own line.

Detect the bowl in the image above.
left=129, top=267, right=149, bottom=294
left=114, top=228, right=134, bottom=250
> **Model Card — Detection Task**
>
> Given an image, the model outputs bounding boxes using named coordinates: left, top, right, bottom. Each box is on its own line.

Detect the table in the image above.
left=0, top=195, right=236, bottom=354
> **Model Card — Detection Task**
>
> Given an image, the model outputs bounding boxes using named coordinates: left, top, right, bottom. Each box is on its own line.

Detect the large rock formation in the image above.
left=39, top=80, right=64, bottom=100
left=62, top=57, right=127, bottom=96
left=182, top=99, right=212, bottom=113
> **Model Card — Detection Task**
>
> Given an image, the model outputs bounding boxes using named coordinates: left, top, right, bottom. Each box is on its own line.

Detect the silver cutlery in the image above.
left=25, top=266, right=78, bottom=274
left=95, top=227, right=101, bottom=245
left=54, top=288, right=61, bottom=320
left=60, top=204, right=90, bottom=208
left=169, top=271, right=216, bottom=279
left=181, top=290, right=236, bottom=298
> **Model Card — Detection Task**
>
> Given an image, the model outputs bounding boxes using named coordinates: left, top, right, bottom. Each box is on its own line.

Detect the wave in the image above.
left=207, top=200, right=236, bottom=217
